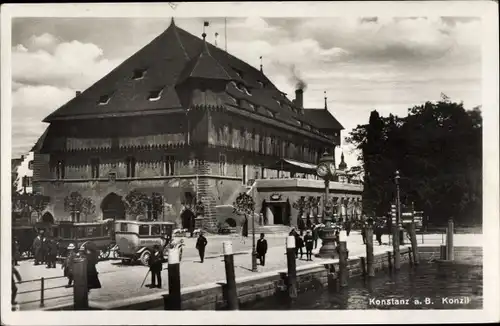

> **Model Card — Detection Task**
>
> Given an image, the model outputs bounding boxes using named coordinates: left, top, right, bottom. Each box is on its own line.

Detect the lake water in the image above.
left=242, top=260, right=483, bottom=310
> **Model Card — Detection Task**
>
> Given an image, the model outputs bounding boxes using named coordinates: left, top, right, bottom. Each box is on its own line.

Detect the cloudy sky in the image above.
left=11, top=15, right=482, bottom=168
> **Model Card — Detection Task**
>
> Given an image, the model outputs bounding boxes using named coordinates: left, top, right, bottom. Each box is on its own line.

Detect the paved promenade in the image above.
left=14, top=232, right=482, bottom=310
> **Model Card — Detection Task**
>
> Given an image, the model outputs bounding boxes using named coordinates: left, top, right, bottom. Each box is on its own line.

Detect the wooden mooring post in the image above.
left=164, top=247, right=181, bottom=310
left=222, top=241, right=238, bottom=310
left=408, top=222, right=419, bottom=265
left=365, top=225, right=375, bottom=277
left=286, top=235, right=298, bottom=299
left=446, top=218, right=454, bottom=261
left=387, top=251, right=393, bottom=271
left=73, top=257, right=88, bottom=310
left=338, top=241, right=348, bottom=287
left=392, top=224, right=401, bottom=270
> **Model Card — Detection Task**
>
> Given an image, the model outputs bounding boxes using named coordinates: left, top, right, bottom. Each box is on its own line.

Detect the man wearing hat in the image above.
left=62, top=243, right=77, bottom=287
left=147, top=245, right=163, bottom=288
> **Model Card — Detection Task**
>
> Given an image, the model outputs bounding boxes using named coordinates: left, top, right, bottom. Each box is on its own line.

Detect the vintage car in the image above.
left=114, top=220, right=174, bottom=266
left=57, top=219, right=115, bottom=259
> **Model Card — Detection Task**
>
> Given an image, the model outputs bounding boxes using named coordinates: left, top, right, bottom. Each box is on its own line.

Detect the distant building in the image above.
left=32, top=19, right=363, bottom=231
left=12, top=152, right=34, bottom=194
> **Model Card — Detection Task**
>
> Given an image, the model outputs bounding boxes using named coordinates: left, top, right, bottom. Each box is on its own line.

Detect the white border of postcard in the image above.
left=1, top=1, right=499, bottom=325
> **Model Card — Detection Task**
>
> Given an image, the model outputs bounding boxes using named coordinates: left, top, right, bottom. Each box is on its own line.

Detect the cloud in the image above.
left=12, top=35, right=122, bottom=90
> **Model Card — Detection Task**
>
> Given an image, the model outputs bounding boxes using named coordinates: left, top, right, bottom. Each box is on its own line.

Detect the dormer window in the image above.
left=295, top=119, right=302, bottom=126
left=233, top=68, right=244, bottom=79
left=266, top=109, right=274, bottom=117
left=98, top=94, right=111, bottom=105
left=245, top=87, right=252, bottom=96
left=236, top=98, right=243, bottom=107
left=257, top=81, right=264, bottom=88
left=227, top=94, right=237, bottom=104
left=148, top=87, right=164, bottom=101
left=132, top=68, right=147, bottom=80
left=248, top=103, right=256, bottom=111
left=276, top=100, right=282, bottom=107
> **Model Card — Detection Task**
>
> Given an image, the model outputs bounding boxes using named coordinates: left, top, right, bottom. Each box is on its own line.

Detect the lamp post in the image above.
left=316, top=151, right=338, bottom=258
left=393, top=170, right=402, bottom=270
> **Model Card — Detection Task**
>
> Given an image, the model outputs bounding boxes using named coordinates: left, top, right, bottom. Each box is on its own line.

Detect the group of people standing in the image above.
left=32, top=230, right=59, bottom=268
left=289, top=224, right=322, bottom=261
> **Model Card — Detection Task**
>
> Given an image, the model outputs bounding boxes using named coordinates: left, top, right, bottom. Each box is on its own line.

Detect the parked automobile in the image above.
left=114, top=220, right=174, bottom=266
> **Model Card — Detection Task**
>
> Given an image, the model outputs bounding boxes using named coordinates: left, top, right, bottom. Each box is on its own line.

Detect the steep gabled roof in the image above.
left=177, top=37, right=233, bottom=85
left=303, top=108, right=344, bottom=130
left=31, top=126, right=50, bottom=152
left=42, top=19, right=342, bottom=139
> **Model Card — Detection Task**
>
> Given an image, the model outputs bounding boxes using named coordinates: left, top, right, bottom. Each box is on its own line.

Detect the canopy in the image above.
left=267, top=158, right=317, bottom=174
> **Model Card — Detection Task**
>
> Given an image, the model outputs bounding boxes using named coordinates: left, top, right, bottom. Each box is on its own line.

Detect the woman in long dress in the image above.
left=84, top=244, right=101, bottom=293
left=241, top=216, right=249, bottom=244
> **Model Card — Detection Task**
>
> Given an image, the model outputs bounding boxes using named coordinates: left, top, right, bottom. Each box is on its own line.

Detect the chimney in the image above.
left=295, top=89, right=303, bottom=109
left=76, top=91, right=82, bottom=96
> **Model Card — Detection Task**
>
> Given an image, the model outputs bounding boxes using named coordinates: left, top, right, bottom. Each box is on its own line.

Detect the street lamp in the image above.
left=393, top=170, right=402, bottom=269
left=233, top=193, right=257, bottom=272
left=316, top=151, right=338, bottom=258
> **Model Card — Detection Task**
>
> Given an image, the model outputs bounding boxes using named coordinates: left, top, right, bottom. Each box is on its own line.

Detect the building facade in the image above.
left=32, top=19, right=362, bottom=231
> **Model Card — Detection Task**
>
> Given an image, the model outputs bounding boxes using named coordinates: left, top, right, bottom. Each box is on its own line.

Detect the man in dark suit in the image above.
left=256, top=233, right=268, bottom=266
left=304, top=230, right=314, bottom=261
left=195, top=232, right=208, bottom=263
left=148, top=245, right=163, bottom=288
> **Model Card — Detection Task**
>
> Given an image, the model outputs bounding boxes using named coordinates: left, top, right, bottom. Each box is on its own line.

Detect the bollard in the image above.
left=392, top=224, right=401, bottom=270
left=327, top=264, right=338, bottom=292
left=338, top=241, right=348, bottom=287
left=73, top=257, right=88, bottom=310
left=164, top=247, right=181, bottom=310
left=446, top=219, right=454, bottom=261
left=222, top=241, right=238, bottom=310
left=408, top=222, right=419, bottom=265
left=365, top=226, right=375, bottom=277
left=286, top=236, right=298, bottom=299
left=387, top=251, right=393, bottom=271
left=40, top=277, right=45, bottom=308
left=440, top=245, right=447, bottom=260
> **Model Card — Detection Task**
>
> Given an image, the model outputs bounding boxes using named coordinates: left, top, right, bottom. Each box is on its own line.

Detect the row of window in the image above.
left=52, top=155, right=177, bottom=180
left=216, top=126, right=322, bottom=161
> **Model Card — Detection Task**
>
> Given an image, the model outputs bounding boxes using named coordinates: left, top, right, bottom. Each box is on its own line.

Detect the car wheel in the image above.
left=140, top=250, right=151, bottom=266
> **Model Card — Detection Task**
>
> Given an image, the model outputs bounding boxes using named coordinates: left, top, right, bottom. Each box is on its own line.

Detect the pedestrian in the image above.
left=147, top=245, right=163, bottom=289
left=312, top=225, right=320, bottom=249
left=46, top=238, right=58, bottom=268
left=241, top=216, right=249, bottom=244
left=41, top=234, right=48, bottom=265
left=289, top=228, right=296, bottom=237
left=295, top=230, right=304, bottom=259
left=84, top=245, right=101, bottom=293
left=256, top=233, right=268, bottom=266
left=12, top=238, right=20, bottom=266
left=306, top=217, right=312, bottom=230
left=345, top=219, right=352, bottom=236
left=298, top=217, right=305, bottom=232
left=62, top=243, right=76, bottom=287
left=195, top=232, right=208, bottom=263
left=304, top=230, right=314, bottom=261
left=32, top=231, right=44, bottom=266
left=375, top=221, right=383, bottom=245
left=12, top=263, right=22, bottom=306
left=361, top=222, right=367, bottom=244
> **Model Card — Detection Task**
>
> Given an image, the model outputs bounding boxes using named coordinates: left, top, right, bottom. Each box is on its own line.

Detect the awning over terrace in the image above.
left=267, top=158, right=317, bottom=175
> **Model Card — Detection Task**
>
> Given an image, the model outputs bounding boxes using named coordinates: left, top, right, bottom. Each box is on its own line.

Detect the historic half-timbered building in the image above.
left=32, top=19, right=362, bottom=231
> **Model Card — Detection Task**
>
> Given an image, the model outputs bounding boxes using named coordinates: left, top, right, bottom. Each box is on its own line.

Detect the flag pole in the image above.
left=225, top=17, right=227, bottom=52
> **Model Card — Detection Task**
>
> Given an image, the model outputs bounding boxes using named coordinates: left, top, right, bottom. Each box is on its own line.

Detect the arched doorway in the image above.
left=41, top=212, right=54, bottom=224
left=101, top=193, right=125, bottom=220
left=180, top=208, right=195, bottom=231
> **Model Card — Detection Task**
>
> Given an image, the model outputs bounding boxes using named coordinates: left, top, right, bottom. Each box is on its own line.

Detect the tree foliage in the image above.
left=125, top=190, right=164, bottom=221
left=346, top=100, right=482, bottom=226
left=63, top=191, right=96, bottom=221
left=233, top=193, right=255, bottom=217
left=12, top=192, right=51, bottom=221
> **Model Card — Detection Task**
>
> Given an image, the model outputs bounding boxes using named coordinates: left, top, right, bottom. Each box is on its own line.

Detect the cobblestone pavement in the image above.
left=14, top=232, right=481, bottom=310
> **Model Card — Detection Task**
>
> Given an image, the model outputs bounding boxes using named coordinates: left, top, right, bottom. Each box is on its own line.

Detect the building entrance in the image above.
left=264, top=201, right=287, bottom=225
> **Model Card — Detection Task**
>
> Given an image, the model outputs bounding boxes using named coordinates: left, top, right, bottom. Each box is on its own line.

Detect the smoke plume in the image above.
left=290, top=64, right=307, bottom=91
